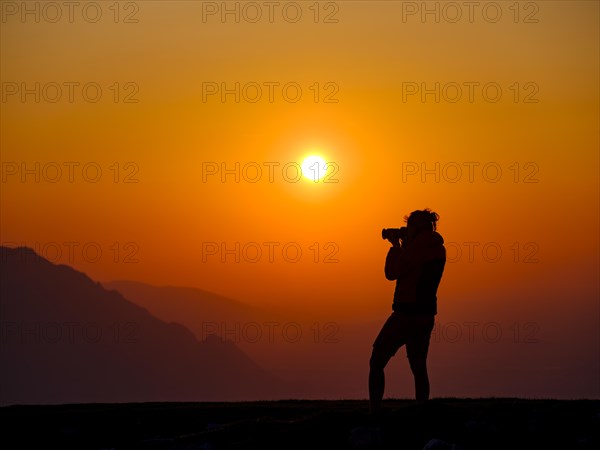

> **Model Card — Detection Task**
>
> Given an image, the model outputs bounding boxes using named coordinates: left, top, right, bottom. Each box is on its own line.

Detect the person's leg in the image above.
left=406, top=315, right=435, bottom=404
left=369, top=347, right=393, bottom=414
left=408, top=356, right=429, bottom=404
left=369, top=313, right=405, bottom=414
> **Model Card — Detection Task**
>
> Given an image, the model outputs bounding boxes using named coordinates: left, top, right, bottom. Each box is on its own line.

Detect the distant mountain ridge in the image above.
left=0, top=246, right=284, bottom=405
left=102, top=280, right=267, bottom=341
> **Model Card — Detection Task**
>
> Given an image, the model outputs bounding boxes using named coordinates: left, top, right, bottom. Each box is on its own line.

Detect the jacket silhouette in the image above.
left=384, top=230, right=446, bottom=315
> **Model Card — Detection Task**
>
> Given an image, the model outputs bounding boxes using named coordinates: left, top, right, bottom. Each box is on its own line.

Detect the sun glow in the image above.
left=301, top=155, right=329, bottom=182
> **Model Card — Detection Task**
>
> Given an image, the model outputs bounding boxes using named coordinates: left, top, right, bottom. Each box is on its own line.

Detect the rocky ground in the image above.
left=2, top=398, right=599, bottom=449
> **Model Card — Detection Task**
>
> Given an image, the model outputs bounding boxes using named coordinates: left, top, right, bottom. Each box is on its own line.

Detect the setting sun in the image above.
left=301, top=155, right=329, bottom=182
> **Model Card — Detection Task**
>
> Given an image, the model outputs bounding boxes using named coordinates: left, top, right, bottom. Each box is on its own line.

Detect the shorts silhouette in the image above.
left=372, top=312, right=435, bottom=362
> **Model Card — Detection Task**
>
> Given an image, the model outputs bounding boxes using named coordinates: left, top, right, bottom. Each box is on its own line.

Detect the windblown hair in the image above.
left=404, top=208, right=440, bottom=232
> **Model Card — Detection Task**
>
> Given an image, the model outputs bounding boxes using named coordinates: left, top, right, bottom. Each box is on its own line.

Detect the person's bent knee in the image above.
left=370, top=347, right=391, bottom=370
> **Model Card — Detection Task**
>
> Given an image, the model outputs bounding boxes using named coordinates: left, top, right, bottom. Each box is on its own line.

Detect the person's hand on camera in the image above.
left=388, top=236, right=401, bottom=248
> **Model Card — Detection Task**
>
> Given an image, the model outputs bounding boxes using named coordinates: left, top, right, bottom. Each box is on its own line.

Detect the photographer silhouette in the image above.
left=370, top=209, right=446, bottom=413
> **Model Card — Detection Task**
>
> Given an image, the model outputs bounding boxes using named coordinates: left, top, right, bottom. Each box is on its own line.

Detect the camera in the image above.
left=381, top=227, right=408, bottom=242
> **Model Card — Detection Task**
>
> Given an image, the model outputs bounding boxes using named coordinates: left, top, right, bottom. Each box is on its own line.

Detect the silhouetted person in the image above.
left=370, top=209, right=446, bottom=413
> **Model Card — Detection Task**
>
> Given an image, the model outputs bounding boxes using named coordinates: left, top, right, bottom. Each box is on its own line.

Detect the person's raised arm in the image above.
left=385, top=237, right=418, bottom=280
left=384, top=245, right=402, bottom=280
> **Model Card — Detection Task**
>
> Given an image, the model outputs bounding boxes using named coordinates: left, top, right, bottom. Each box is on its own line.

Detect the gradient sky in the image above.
left=1, top=1, right=598, bottom=397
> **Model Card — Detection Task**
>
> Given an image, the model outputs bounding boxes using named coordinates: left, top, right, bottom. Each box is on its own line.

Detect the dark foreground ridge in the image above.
left=2, top=398, right=599, bottom=449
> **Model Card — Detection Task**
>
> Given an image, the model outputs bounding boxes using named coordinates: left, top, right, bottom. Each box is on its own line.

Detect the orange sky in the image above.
left=1, top=0, right=598, bottom=369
